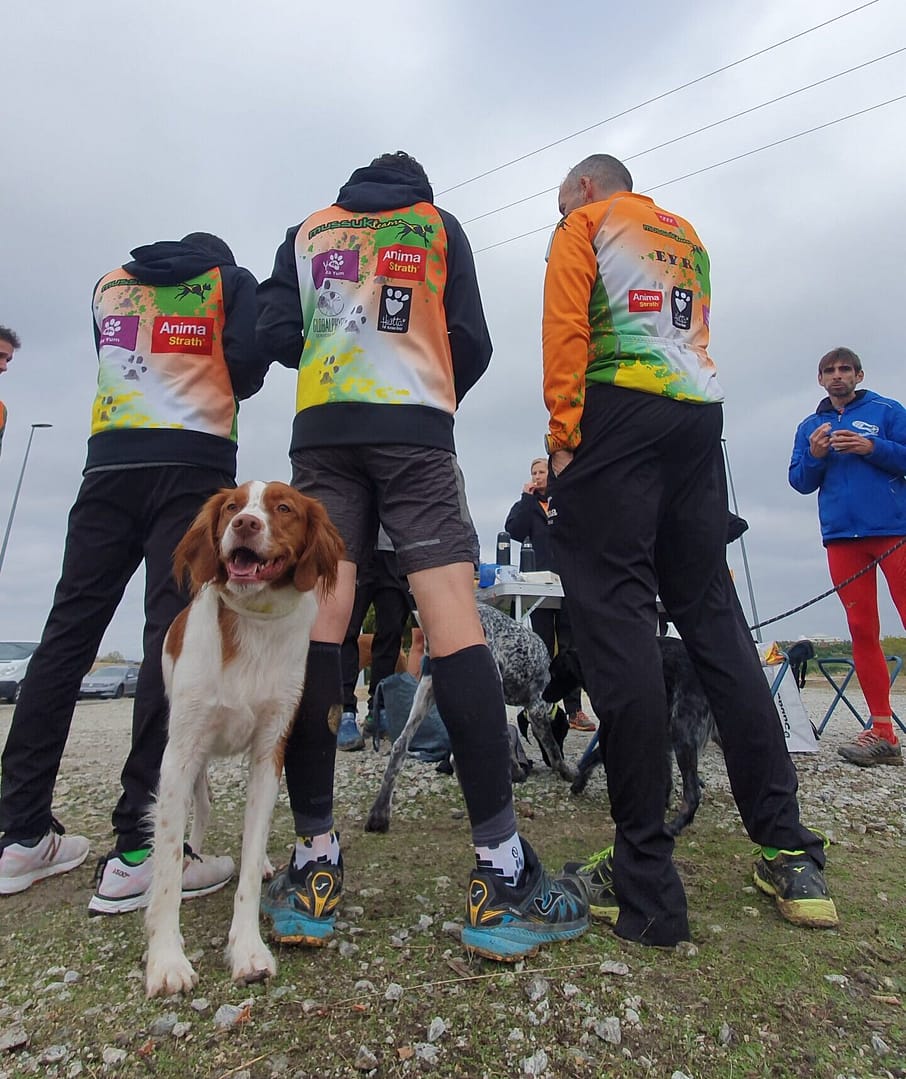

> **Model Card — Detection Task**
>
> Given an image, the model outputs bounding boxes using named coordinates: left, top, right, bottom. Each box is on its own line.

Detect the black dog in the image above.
left=786, top=638, right=815, bottom=690
left=515, top=705, right=570, bottom=769
left=544, top=639, right=718, bottom=835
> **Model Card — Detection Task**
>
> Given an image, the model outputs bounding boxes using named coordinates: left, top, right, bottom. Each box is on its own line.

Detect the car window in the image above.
left=0, top=643, right=39, bottom=661
left=92, top=665, right=127, bottom=677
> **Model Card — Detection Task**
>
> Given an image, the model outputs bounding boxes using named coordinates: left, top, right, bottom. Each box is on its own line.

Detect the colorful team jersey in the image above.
left=91, top=269, right=237, bottom=441
left=293, top=203, right=455, bottom=417
left=543, top=192, right=724, bottom=451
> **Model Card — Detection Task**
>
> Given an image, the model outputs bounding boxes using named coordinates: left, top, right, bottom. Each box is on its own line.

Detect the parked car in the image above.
left=79, top=664, right=140, bottom=700
left=0, top=642, right=39, bottom=703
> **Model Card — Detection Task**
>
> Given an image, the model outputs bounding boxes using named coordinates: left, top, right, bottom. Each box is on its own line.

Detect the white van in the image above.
left=0, top=642, right=39, bottom=703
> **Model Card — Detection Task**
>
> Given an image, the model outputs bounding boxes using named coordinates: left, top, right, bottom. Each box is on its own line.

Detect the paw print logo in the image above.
left=674, top=289, right=691, bottom=312
left=326, top=252, right=345, bottom=273
left=344, top=305, right=367, bottom=333
left=317, top=290, right=345, bottom=317
left=121, top=353, right=148, bottom=381
left=384, top=289, right=409, bottom=316
left=102, top=318, right=122, bottom=338
left=319, top=354, right=341, bottom=384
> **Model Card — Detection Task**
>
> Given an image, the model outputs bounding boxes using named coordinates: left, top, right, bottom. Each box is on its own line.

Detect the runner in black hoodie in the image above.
left=0, top=234, right=266, bottom=910
left=255, top=152, right=588, bottom=962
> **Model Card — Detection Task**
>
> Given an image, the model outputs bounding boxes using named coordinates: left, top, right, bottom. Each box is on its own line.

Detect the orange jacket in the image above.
left=542, top=191, right=723, bottom=452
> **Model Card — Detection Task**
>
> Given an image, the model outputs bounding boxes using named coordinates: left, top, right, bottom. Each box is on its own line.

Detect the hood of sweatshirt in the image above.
left=335, top=164, right=434, bottom=213
left=122, top=239, right=235, bottom=286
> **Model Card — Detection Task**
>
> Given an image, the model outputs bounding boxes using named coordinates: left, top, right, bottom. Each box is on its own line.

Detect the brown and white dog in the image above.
left=144, top=480, right=343, bottom=998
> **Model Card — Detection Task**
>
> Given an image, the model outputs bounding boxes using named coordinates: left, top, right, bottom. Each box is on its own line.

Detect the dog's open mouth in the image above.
left=227, top=547, right=287, bottom=583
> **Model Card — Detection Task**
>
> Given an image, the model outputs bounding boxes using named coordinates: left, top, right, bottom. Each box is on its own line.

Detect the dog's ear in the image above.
left=292, top=494, right=346, bottom=595
left=173, top=488, right=233, bottom=595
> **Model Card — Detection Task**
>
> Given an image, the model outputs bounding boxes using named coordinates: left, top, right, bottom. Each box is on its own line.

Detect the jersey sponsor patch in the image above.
left=628, top=290, right=663, bottom=312
left=376, top=244, right=427, bottom=281
left=151, top=316, right=215, bottom=355
left=671, top=287, right=693, bottom=330
left=656, top=212, right=678, bottom=226
left=311, top=249, right=360, bottom=289
left=377, top=286, right=412, bottom=334
left=99, top=314, right=140, bottom=351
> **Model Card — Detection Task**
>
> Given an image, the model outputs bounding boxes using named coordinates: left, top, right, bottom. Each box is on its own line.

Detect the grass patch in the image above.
left=0, top=729, right=904, bottom=1078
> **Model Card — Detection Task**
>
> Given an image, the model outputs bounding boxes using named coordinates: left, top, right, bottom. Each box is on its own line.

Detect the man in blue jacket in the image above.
left=789, top=347, right=906, bottom=767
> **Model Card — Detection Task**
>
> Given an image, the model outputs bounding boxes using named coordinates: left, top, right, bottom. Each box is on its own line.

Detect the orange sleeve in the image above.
left=542, top=211, right=599, bottom=452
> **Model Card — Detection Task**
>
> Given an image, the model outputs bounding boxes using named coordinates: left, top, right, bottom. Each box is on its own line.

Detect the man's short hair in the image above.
left=818, top=346, right=862, bottom=375
left=369, top=151, right=430, bottom=187
left=564, top=154, right=633, bottom=196
left=180, top=232, right=235, bottom=265
left=0, top=326, right=21, bottom=351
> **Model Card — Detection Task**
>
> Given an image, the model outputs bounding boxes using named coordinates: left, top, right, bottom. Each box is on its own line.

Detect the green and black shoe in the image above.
left=562, top=845, right=619, bottom=925
left=753, top=845, right=838, bottom=928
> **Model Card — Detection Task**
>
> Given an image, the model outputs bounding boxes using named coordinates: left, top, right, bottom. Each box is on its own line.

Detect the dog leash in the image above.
left=748, top=535, right=906, bottom=632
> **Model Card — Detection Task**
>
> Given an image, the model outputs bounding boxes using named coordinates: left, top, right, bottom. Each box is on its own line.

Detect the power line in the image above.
left=462, top=48, right=904, bottom=227
left=437, top=0, right=881, bottom=196
left=471, top=92, right=906, bottom=255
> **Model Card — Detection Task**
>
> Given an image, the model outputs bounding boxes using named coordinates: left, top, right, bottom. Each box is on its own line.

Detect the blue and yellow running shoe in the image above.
left=462, top=840, right=588, bottom=961
left=260, top=855, right=343, bottom=945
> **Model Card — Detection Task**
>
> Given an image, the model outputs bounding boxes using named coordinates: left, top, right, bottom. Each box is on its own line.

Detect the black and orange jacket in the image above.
left=542, top=191, right=724, bottom=453
left=256, top=165, right=492, bottom=453
left=87, top=239, right=262, bottom=475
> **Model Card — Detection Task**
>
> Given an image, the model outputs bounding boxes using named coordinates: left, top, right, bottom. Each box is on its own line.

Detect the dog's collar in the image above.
left=212, top=582, right=301, bottom=620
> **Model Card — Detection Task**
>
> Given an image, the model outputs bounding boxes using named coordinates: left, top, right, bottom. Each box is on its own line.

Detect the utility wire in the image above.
left=472, top=92, right=906, bottom=255
left=462, top=48, right=904, bottom=226
left=437, top=0, right=882, bottom=196
left=749, top=537, right=906, bottom=632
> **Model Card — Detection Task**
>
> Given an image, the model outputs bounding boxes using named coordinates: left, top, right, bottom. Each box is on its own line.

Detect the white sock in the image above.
left=294, top=829, right=340, bottom=871
left=474, top=832, right=525, bottom=888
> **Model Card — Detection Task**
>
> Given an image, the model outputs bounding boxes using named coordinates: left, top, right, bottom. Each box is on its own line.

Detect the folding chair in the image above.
left=815, top=655, right=905, bottom=735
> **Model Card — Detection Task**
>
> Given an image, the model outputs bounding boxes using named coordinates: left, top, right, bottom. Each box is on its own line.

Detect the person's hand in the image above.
left=550, top=449, right=574, bottom=477
left=808, top=423, right=832, bottom=459
left=829, top=429, right=874, bottom=455
left=522, top=481, right=537, bottom=495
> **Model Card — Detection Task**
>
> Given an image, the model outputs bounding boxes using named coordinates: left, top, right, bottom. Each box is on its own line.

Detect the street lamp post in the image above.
left=721, top=437, right=763, bottom=643
left=0, top=423, right=53, bottom=577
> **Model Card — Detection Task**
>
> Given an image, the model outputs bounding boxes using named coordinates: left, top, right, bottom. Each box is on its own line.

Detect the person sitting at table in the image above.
left=505, top=458, right=595, bottom=732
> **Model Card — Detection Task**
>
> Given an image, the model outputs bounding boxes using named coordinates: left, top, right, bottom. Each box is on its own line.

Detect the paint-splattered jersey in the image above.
left=257, top=166, right=492, bottom=454
left=543, top=192, right=724, bottom=452
left=294, top=203, right=454, bottom=419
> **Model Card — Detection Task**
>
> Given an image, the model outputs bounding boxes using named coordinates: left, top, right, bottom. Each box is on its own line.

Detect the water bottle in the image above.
left=520, top=537, right=536, bottom=573
left=496, top=531, right=512, bottom=565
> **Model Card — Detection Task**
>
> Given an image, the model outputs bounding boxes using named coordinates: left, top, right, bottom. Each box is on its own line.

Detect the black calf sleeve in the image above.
left=284, top=641, right=341, bottom=836
left=430, top=644, right=516, bottom=846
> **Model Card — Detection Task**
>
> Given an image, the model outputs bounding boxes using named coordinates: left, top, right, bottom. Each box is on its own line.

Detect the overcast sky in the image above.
left=2, top=0, right=905, bottom=657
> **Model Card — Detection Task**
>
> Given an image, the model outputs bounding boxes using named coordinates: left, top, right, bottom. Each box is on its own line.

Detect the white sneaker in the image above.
left=88, top=846, right=235, bottom=915
left=0, top=830, right=91, bottom=895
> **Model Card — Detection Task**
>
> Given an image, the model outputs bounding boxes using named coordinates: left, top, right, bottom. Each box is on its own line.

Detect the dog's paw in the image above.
left=145, top=951, right=198, bottom=998
left=557, top=762, right=577, bottom=783
left=230, top=940, right=276, bottom=986
left=364, top=808, right=390, bottom=833
left=262, top=855, right=275, bottom=880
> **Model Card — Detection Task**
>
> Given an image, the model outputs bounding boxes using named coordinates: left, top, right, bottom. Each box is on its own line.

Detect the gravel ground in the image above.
left=0, top=674, right=903, bottom=1079
left=1, top=673, right=903, bottom=855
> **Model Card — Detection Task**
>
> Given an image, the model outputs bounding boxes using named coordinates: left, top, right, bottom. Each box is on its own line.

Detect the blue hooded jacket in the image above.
left=789, top=389, right=906, bottom=542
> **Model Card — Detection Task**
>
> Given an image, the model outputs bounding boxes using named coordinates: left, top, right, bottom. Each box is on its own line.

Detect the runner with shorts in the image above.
left=255, top=151, right=588, bottom=961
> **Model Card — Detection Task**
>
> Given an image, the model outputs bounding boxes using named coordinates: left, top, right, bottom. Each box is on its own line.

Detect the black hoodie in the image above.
left=256, top=165, right=493, bottom=454
left=86, top=239, right=263, bottom=475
